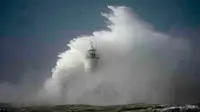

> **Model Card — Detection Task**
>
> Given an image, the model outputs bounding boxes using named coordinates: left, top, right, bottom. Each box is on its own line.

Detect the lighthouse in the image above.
left=84, top=41, right=99, bottom=72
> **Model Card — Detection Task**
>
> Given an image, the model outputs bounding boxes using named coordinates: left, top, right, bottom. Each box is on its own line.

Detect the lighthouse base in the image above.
left=84, top=58, right=98, bottom=72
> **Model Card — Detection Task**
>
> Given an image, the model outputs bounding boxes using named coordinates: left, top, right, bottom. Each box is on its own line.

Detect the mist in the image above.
left=1, top=5, right=200, bottom=105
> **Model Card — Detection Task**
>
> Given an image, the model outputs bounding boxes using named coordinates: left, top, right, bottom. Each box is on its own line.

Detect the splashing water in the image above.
left=37, top=6, right=192, bottom=105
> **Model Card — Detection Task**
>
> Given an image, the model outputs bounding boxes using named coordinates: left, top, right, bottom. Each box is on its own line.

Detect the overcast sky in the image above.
left=0, top=0, right=200, bottom=84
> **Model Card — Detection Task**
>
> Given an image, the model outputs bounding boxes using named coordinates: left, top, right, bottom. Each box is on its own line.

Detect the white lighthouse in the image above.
left=84, top=41, right=99, bottom=72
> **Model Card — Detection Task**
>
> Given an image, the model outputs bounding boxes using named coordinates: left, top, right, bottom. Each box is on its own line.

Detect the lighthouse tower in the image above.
left=84, top=41, right=99, bottom=72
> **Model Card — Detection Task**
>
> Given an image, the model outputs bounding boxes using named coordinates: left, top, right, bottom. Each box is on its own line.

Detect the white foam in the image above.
left=38, top=6, right=191, bottom=105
